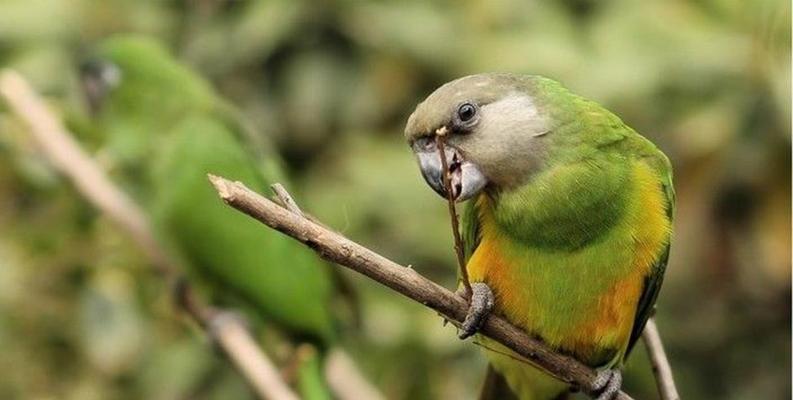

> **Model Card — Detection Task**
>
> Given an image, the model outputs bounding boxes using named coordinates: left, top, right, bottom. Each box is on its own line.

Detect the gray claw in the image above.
left=459, top=282, right=494, bottom=339
left=592, top=369, right=622, bottom=400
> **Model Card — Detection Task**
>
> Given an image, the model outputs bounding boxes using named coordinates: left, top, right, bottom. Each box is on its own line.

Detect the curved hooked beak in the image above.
left=414, top=137, right=487, bottom=202
left=79, top=59, right=120, bottom=114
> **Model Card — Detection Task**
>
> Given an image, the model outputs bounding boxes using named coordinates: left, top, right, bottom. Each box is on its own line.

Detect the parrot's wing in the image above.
left=150, top=114, right=337, bottom=343
left=461, top=199, right=483, bottom=263
left=625, top=162, right=675, bottom=358
left=625, top=243, right=669, bottom=358
left=213, top=101, right=289, bottom=184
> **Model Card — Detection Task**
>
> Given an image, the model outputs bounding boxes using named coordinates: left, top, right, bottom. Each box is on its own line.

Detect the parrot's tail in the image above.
left=295, top=344, right=333, bottom=400
left=480, top=337, right=571, bottom=400
left=480, top=364, right=573, bottom=400
left=480, top=365, right=520, bottom=400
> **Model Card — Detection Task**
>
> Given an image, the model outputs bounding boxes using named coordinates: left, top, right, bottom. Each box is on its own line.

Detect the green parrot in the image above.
left=405, top=73, right=674, bottom=400
left=79, top=34, right=339, bottom=399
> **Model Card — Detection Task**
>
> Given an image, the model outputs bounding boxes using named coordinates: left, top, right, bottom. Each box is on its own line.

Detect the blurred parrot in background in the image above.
left=79, top=34, right=341, bottom=399
left=405, top=74, right=674, bottom=400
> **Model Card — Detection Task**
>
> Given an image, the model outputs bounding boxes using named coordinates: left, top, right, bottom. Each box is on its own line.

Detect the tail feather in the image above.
left=480, top=365, right=574, bottom=400
left=480, top=365, right=519, bottom=400
left=296, top=345, right=332, bottom=400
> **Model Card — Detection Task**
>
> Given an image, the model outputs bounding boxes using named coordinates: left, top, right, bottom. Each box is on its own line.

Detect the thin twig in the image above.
left=207, top=311, right=299, bottom=400
left=208, top=175, right=635, bottom=400
left=325, top=349, right=386, bottom=400
left=642, top=318, right=680, bottom=400
left=271, top=183, right=303, bottom=215
left=1, top=74, right=170, bottom=276
left=269, top=184, right=386, bottom=400
left=435, top=129, right=472, bottom=298
left=0, top=69, right=298, bottom=400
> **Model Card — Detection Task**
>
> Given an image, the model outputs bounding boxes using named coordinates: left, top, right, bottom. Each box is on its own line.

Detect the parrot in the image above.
left=78, top=34, right=341, bottom=399
left=404, top=73, right=674, bottom=400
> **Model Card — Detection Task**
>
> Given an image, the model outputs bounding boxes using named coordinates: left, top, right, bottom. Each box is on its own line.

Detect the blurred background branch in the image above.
left=0, top=69, right=298, bottom=400
left=642, top=318, right=680, bottom=400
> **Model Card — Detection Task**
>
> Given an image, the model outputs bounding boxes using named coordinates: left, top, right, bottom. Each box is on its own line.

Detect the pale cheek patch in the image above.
left=469, top=94, right=548, bottom=185
left=480, top=94, right=545, bottom=144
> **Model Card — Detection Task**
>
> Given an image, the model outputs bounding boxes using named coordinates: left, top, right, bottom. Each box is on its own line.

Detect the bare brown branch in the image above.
left=209, top=175, right=636, bottom=400
left=642, top=318, right=680, bottom=400
left=0, top=69, right=298, bottom=400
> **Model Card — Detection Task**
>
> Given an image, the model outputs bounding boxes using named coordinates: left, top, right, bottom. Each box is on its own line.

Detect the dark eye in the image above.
left=457, top=103, right=477, bottom=122
left=80, top=59, right=121, bottom=112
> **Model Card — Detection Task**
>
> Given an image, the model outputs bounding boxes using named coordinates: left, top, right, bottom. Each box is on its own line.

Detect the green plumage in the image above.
left=84, top=35, right=337, bottom=398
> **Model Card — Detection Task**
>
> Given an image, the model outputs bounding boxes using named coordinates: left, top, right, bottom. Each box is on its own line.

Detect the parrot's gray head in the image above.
left=405, top=73, right=550, bottom=201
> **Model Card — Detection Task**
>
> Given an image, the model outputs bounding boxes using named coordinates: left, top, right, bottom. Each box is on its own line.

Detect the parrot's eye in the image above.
left=458, top=103, right=476, bottom=122
left=80, top=59, right=122, bottom=113
left=453, top=102, right=479, bottom=131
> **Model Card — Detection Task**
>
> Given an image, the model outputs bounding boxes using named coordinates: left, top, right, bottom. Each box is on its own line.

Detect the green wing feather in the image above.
left=461, top=199, right=483, bottom=264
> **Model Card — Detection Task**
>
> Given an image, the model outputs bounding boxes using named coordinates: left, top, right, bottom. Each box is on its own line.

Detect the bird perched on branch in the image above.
left=79, top=34, right=344, bottom=399
left=405, top=73, right=674, bottom=400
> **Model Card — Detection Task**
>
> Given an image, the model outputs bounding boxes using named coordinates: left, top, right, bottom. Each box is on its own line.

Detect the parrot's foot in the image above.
left=592, top=369, right=622, bottom=400
left=459, top=282, right=494, bottom=339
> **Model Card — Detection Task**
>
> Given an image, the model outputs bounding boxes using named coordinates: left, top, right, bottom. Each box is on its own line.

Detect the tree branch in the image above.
left=0, top=69, right=299, bottom=400
left=325, top=349, right=386, bottom=400
left=208, top=175, right=637, bottom=400
left=642, top=318, right=680, bottom=400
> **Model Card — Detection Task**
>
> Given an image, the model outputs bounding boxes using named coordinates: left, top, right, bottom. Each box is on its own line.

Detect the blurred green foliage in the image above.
left=0, top=0, right=789, bottom=399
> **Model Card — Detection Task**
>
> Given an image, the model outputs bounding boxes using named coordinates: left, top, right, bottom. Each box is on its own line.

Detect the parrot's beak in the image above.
left=415, top=137, right=487, bottom=202
left=79, top=59, right=120, bottom=114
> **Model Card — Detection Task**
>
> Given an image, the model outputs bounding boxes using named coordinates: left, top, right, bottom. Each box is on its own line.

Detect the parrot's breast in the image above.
left=467, top=159, right=670, bottom=371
